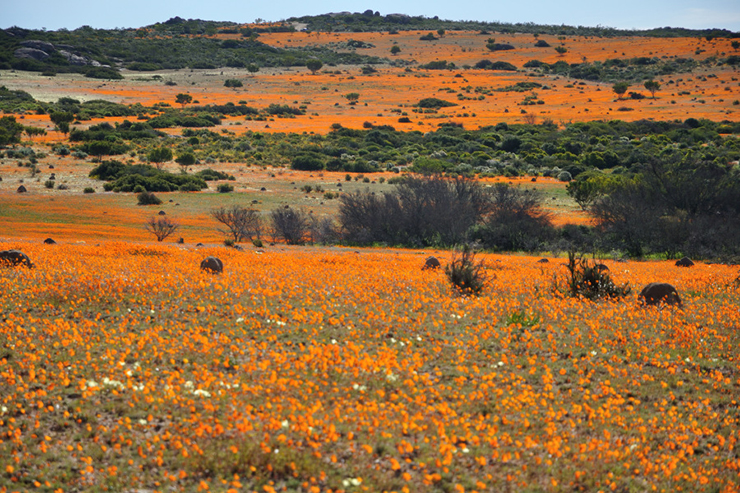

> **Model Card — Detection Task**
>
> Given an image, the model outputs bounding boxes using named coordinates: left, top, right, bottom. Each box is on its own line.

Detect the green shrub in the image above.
left=291, top=154, right=324, bottom=171
left=137, top=191, right=162, bottom=205
left=83, top=187, right=95, bottom=194
left=217, top=183, right=234, bottom=193
left=44, top=180, right=55, bottom=189
left=554, top=251, right=630, bottom=301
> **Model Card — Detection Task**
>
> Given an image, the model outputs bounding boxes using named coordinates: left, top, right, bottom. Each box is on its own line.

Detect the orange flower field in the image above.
left=0, top=241, right=738, bottom=492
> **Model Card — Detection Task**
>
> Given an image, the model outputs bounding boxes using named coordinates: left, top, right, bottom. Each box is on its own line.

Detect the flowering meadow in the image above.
left=0, top=242, right=738, bottom=492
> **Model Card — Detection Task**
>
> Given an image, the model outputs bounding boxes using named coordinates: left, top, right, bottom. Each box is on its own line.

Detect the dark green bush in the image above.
left=137, top=191, right=162, bottom=205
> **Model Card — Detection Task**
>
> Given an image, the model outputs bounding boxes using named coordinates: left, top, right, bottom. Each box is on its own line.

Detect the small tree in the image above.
left=145, top=216, right=179, bottom=242
left=344, top=93, right=360, bottom=104
left=554, top=45, right=568, bottom=56
left=50, top=111, right=74, bottom=135
left=732, top=40, right=739, bottom=51
left=306, top=59, right=323, bottom=74
left=23, top=126, right=46, bottom=141
left=612, top=82, right=629, bottom=100
left=148, top=147, right=173, bottom=170
left=390, top=45, right=401, bottom=56
left=644, top=80, right=660, bottom=99
left=175, top=152, right=196, bottom=172
left=175, top=93, right=193, bottom=107
left=247, top=63, right=259, bottom=73
left=211, top=205, right=262, bottom=243
left=224, top=79, right=243, bottom=88
left=270, top=206, right=309, bottom=245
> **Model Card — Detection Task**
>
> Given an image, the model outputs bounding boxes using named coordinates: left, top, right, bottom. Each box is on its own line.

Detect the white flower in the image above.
left=591, top=350, right=597, bottom=356
left=273, top=448, right=279, bottom=454
left=103, top=378, right=124, bottom=389
left=0, top=406, right=7, bottom=415
left=498, top=361, right=505, bottom=367
left=184, top=381, right=194, bottom=389
left=461, top=447, right=470, bottom=454
left=138, top=419, right=147, bottom=425
left=385, top=373, right=398, bottom=383
left=281, top=420, right=290, bottom=429
left=193, top=389, right=211, bottom=397
left=352, top=383, right=367, bottom=392
left=236, top=317, right=245, bottom=323
left=343, top=478, right=362, bottom=488
left=86, top=380, right=99, bottom=388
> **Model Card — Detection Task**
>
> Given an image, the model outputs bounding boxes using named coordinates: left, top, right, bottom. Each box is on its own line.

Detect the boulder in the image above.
left=14, top=47, right=50, bottom=61
left=200, top=256, right=223, bottom=273
left=537, top=258, right=549, bottom=263
left=158, top=210, right=166, bottom=215
left=43, top=238, right=56, bottom=244
left=675, top=257, right=694, bottom=267
left=17, top=185, right=27, bottom=193
left=20, top=40, right=55, bottom=53
left=58, top=50, right=90, bottom=66
left=422, top=256, right=441, bottom=270
left=638, top=283, right=682, bottom=307
left=0, top=250, right=34, bottom=268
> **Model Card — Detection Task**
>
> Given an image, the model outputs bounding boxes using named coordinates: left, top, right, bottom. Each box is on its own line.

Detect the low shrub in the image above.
left=553, top=251, right=630, bottom=300
left=445, top=245, right=486, bottom=295
left=137, top=191, right=162, bottom=205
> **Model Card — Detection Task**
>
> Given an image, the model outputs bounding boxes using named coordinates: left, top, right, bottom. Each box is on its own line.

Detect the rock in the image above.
left=177, top=238, right=184, bottom=244
left=17, top=185, right=27, bottom=193
left=594, top=263, right=609, bottom=272
left=158, top=210, right=166, bottom=215
left=675, top=257, right=694, bottom=267
left=537, top=258, right=549, bottom=263
left=0, top=250, right=34, bottom=268
left=20, top=40, right=55, bottom=53
left=422, top=256, right=441, bottom=270
left=200, top=256, right=223, bottom=273
left=58, top=49, right=91, bottom=66
left=43, top=238, right=56, bottom=244
left=195, top=243, right=204, bottom=247
left=14, top=47, right=50, bottom=61
left=638, top=283, right=682, bottom=307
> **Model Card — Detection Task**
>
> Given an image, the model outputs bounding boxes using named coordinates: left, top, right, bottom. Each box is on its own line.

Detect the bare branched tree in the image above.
left=145, top=216, right=179, bottom=242
left=270, top=206, right=309, bottom=245
left=211, top=205, right=263, bottom=244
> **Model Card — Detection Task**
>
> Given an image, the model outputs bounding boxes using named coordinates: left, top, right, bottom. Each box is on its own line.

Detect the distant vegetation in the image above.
left=287, top=11, right=739, bottom=39
left=1, top=12, right=737, bottom=79
left=0, top=17, right=386, bottom=78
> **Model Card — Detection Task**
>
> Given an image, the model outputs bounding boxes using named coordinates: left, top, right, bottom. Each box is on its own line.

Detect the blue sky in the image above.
left=2, top=0, right=739, bottom=31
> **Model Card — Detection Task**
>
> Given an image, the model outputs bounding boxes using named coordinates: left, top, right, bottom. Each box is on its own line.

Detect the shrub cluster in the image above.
left=90, top=160, right=208, bottom=192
